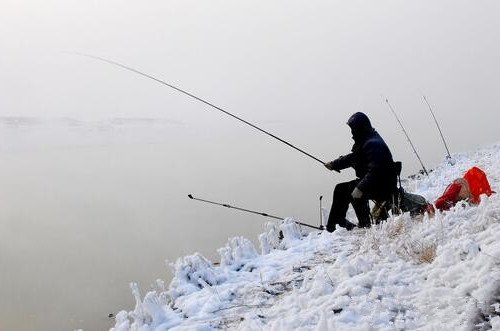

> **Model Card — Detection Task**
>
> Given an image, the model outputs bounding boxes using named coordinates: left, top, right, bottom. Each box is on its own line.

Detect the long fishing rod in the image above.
left=422, top=95, right=451, bottom=159
left=73, top=52, right=330, bottom=167
left=188, top=194, right=322, bottom=230
left=384, top=98, right=429, bottom=176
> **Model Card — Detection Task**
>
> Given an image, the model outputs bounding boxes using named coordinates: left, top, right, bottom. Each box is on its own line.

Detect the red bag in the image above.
left=463, top=167, right=495, bottom=204
left=435, top=182, right=463, bottom=211
left=435, top=167, right=495, bottom=211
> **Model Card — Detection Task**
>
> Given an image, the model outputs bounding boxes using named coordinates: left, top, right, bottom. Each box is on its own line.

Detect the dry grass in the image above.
left=362, top=219, right=407, bottom=253
left=364, top=216, right=438, bottom=265
left=401, top=240, right=437, bottom=264
left=387, top=221, right=406, bottom=239
left=418, top=243, right=438, bottom=264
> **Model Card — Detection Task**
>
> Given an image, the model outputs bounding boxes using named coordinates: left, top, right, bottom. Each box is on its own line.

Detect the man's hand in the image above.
left=351, top=187, right=363, bottom=199
left=324, top=161, right=335, bottom=170
left=324, top=160, right=341, bottom=172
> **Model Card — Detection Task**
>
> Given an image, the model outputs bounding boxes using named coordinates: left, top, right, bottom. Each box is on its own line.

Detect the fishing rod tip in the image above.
left=188, top=194, right=194, bottom=199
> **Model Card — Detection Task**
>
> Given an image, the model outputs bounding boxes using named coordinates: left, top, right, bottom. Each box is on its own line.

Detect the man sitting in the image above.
left=324, top=112, right=397, bottom=231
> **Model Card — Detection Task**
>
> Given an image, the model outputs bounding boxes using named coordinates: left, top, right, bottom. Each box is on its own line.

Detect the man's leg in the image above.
left=326, top=180, right=358, bottom=232
left=352, top=198, right=371, bottom=228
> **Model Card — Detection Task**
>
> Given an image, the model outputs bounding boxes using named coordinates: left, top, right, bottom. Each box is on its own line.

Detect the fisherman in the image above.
left=324, top=112, right=397, bottom=231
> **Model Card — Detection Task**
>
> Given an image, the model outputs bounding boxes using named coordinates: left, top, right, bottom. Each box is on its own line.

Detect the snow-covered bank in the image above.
left=111, top=143, right=500, bottom=330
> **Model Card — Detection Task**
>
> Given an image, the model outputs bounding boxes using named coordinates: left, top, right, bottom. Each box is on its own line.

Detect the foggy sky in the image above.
left=1, top=1, right=499, bottom=173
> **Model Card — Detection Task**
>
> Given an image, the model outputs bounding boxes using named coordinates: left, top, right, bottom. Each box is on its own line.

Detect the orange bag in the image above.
left=463, top=167, right=495, bottom=204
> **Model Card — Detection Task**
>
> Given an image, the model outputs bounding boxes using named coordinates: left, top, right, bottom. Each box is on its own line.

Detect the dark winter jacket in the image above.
left=332, top=113, right=397, bottom=201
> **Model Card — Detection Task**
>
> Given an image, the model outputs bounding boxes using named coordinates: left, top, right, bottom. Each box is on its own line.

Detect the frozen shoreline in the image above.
left=110, top=142, right=500, bottom=330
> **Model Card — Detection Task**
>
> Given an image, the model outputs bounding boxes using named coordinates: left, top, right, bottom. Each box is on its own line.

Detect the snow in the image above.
left=110, top=142, right=500, bottom=330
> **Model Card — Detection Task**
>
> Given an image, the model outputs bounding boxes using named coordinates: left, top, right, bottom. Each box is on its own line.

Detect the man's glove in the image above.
left=324, top=159, right=341, bottom=172
left=351, top=187, right=363, bottom=199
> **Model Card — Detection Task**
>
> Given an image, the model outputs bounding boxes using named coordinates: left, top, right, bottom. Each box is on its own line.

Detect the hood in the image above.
left=347, top=112, right=373, bottom=141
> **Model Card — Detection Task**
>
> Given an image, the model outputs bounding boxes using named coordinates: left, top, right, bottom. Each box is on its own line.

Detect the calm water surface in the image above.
left=0, top=120, right=325, bottom=330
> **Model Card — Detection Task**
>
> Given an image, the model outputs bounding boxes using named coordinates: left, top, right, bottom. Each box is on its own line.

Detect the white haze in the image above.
left=0, top=1, right=499, bottom=330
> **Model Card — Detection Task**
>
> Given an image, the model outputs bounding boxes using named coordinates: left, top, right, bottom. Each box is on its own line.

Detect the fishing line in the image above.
left=72, top=52, right=327, bottom=166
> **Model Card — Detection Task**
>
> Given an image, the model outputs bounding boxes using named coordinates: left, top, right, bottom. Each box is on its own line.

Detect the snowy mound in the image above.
left=111, top=143, right=500, bottom=331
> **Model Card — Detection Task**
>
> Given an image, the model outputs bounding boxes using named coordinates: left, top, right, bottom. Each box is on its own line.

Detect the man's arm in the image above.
left=324, top=153, right=355, bottom=172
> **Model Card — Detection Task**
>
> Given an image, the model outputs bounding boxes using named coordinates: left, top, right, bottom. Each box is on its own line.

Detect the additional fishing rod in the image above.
left=188, top=194, right=322, bottom=230
left=72, top=52, right=331, bottom=167
left=422, top=95, right=451, bottom=159
left=384, top=97, right=429, bottom=176
left=319, top=196, right=325, bottom=230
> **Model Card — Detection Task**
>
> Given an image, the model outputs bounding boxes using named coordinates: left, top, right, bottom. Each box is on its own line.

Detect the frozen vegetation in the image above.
left=111, top=142, right=500, bottom=330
